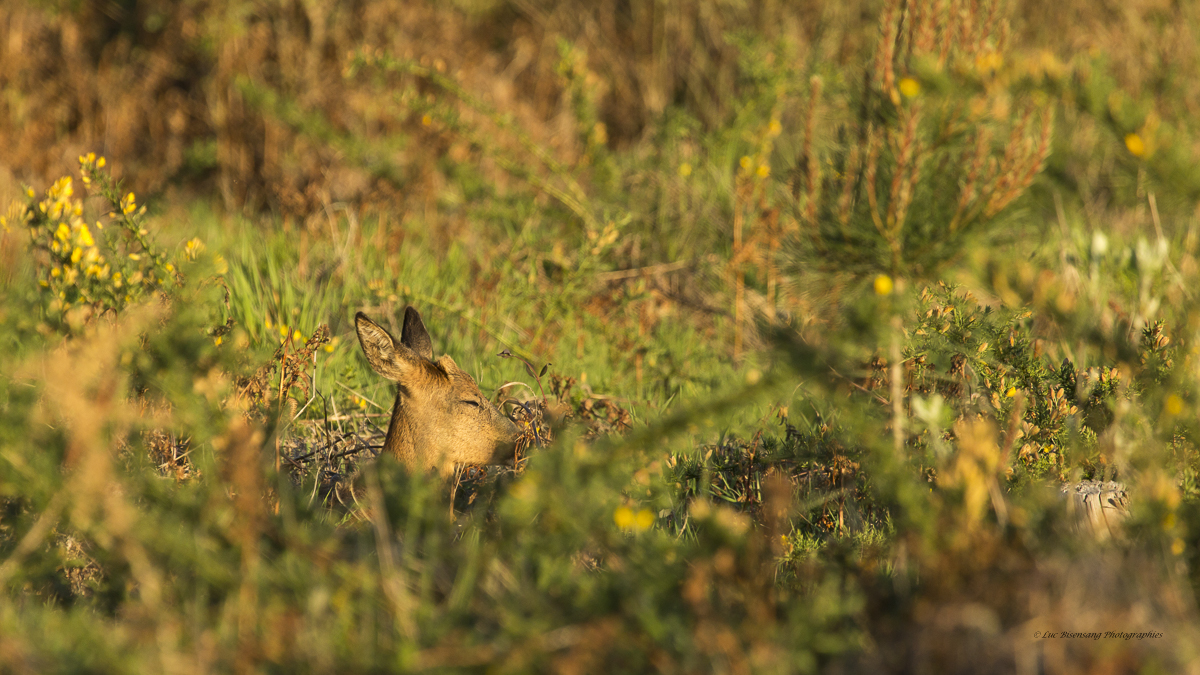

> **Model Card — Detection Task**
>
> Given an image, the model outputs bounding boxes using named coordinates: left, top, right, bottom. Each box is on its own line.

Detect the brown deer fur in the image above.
left=355, top=307, right=517, bottom=474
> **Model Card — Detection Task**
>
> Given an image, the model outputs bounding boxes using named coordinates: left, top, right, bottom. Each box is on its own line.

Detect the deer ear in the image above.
left=356, top=312, right=421, bottom=381
left=436, top=354, right=463, bottom=376
left=401, top=306, right=434, bottom=360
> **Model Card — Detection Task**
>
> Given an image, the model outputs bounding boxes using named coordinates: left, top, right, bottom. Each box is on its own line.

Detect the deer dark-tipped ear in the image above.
left=402, top=306, right=434, bottom=360
left=356, top=311, right=420, bottom=381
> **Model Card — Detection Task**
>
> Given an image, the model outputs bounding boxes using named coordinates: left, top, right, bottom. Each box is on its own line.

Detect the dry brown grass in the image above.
left=6, top=0, right=1191, bottom=219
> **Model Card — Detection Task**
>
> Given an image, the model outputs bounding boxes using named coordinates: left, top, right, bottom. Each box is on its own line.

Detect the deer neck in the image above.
left=383, top=392, right=421, bottom=469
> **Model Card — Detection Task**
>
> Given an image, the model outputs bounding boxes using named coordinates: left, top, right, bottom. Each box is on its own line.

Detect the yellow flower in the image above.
left=214, top=336, right=224, bottom=346
left=55, top=222, right=70, bottom=241
left=756, top=164, right=770, bottom=178
left=768, top=118, right=782, bottom=136
left=678, top=162, right=692, bottom=177
left=898, top=77, right=920, bottom=98
left=77, top=223, right=94, bottom=247
left=1165, top=394, right=1184, bottom=416
left=1006, top=387, right=1017, bottom=398
left=97, top=157, right=106, bottom=168
left=421, top=114, right=432, bottom=126
left=874, top=274, right=894, bottom=296
left=975, top=52, right=1003, bottom=74
left=293, top=330, right=303, bottom=341
left=614, top=506, right=635, bottom=530
left=185, top=238, right=204, bottom=260
left=634, top=509, right=655, bottom=531
left=71, top=247, right=82, bottom=263
left=1124, top=133, right=1146, bottom=157
left=739, top=155, right=752, bottom=170
left=128, top=253, right=141, bottom=261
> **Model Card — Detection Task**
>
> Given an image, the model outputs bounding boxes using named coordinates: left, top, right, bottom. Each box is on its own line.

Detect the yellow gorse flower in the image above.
left=975, top=51, right=1003, bottom=74
left=1165, top=394, right=1184, bottom=416
left=1124, top=133, right=1146, bottom=158
left=19, top=153, right=189, bottom=322
left=615, top=506, right=655, bottom=533
left=614, top=506, right=634, bottom=529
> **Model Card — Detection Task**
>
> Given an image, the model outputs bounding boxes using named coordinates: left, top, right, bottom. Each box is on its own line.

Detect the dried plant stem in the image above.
left=937, top=0, right=955, bottom=67
left=886, top=106, right=922, bottom=241
left=875, top=0, right=903, bottom=100
left=950, top=127, right=991, bottom=232
left=913, top=0, right=938, bottom=56
left=984, top=104, right=1051, bottom=217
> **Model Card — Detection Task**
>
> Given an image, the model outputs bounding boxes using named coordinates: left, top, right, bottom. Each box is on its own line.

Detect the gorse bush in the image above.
left=2, top=154, right=190, bottom=334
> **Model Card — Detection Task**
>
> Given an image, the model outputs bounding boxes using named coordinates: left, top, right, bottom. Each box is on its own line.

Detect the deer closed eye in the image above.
left=460, top=399, right=481, bottom=407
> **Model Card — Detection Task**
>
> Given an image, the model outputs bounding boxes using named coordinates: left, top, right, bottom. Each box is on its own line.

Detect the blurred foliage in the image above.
left=4, top=0, right=1200, bottom=673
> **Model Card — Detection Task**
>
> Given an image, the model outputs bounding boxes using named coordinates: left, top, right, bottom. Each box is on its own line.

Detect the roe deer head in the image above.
left=355, top=307, right=518, bottom=474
